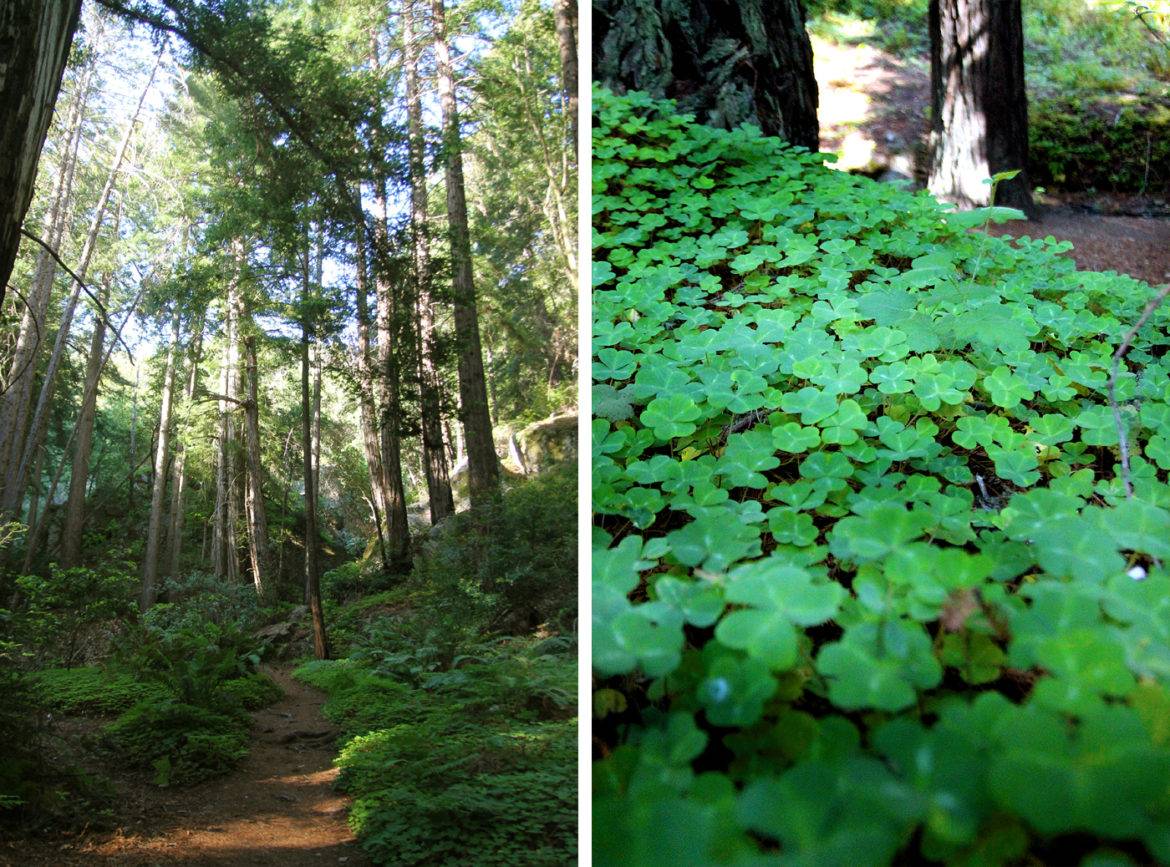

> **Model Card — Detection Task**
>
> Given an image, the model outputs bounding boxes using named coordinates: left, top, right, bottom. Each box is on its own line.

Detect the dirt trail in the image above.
left=10, top=666, right=369, bottom=866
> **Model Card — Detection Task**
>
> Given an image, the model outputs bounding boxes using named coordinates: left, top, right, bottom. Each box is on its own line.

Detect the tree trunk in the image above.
left=354, top=219, right=391, bottom=570
left=165, top=323, right=202, bottom=579
left=212, top=283, right=240, bottom=582
left=59, top=269, right=115, bottom=568
left=432, top=0, right=501, bottom=508
left=0, top=52, right=160, bottom=519
left=0, top=38, right=96, bottom=500
left=0, top=0, right=83, bottom=312
left=593, top=0, right=820, bottom=148
left=927, top=0, right=1035, bottom=215
left=141, top=311, right=180, bottom=610
left=404, top=0, right=455, bottom=525
left=301, top=287, right=329, bottom=660
left=555, top=0, right=578, bottom=148
left=240, top=296, right=271, bottom=599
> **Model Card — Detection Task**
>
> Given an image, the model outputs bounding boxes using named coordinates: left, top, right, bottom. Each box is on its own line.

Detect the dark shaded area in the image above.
left=594, top=0, right=821, bottom=148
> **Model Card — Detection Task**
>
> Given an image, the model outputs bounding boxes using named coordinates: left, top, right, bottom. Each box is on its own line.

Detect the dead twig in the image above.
left=1109, top=282, right=1170, bottom=497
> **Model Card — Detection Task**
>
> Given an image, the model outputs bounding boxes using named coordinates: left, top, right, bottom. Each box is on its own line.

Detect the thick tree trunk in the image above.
left=404, top=0, right=455, bottom=525
left=141, top=312, right=180, bottom=610
left=927, top=0, right=1035, bottom=215
left=594, top=0, right=819, bottom=148
left=0, top=0, right=83, bottom=312
left=0, top=41, right=96, bottom=500
left=241, top=300, right=271, bottom=599
left=554, top=0, right=578, bottom=148
left=0, top=52, right=159, bottom=519
left=301, top=294, right=329, bottom=660
left=165, top=324, right=202, bottom=579
left=432, top=0, right=501, bottom=508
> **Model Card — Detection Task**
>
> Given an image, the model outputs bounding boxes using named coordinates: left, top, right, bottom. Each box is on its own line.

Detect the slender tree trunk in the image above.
left=301, top=288, right=329, bottom=659
left=594, top=0, right=819, bottom=148
left=141, top=311, right=180, bottom=610
left=554, top=0, right=578, bottom=148
left=927, top=0, right=1035, bottom=215
left=404, top=0, right=455, bottom=525
left=212, top=285, right=239, bottom=582
left=242, top=321, right=271, bottom=598
left=165, top=324, right=202, bottom=579
left=0, top=52, right=160, bottom=518
left=0, top=0, right=83, bottom=311
left=354, top=220, right=391, bottom=569
left=433, top=0, right=500, bottom=508
left=59, top=267, right=115, bottom=568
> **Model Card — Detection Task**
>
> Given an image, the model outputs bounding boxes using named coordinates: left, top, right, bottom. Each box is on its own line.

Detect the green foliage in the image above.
left=9, top=565, right=137, bottom=666
left=412, top=465, right=577, bottom=632
left=101, top=699, right=248, bottom=787
left=592, top=88, right=1170, bottom=864
left=27, top=666, right=169, bottom=716
left=295, top=635, right=576, bottom=866
left=216, top=672, right=283, bottom=710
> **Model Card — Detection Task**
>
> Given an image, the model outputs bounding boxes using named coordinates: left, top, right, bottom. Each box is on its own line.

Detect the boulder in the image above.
left=515, top=411, right=577, bottom=474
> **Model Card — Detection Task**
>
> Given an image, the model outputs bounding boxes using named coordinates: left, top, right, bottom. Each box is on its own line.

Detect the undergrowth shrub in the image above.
left=217, top=672, right=283, bottom=710
left=592, top=88, right=1170, bottom=864
left=28, top=666, right=168, bottom=716
left=101, top=699, right=248, bottom=787
left=413, top=464, right=577, bottom=632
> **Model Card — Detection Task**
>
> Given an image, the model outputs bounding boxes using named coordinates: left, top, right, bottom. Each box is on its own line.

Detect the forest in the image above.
left=0, top=0, right=577, bottom=864
left=593, top=0, right=1170, bottom=864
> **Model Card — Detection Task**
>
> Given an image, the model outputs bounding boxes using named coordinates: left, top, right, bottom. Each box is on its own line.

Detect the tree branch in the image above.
left=0, top=284, right=41, bottom=396
left=18, top=229, right=132, bottom=355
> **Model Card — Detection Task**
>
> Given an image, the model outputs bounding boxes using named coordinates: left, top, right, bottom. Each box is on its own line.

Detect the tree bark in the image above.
left=141, top=311, right=180, bottom=610
left=212, top=279, right=240, bottom=582
left=432, top=0, right=501, bottom=508
left=927, top=0, right=1035, bottom=215
left=404, top=0, right=455, bottom=525
left=0, top=0, right=83, bottom=312
left=554, top=0, right=578, bottom=149
left=301, top=280, right=329, bottom=660
left=594, top=0, right=820, bottom=148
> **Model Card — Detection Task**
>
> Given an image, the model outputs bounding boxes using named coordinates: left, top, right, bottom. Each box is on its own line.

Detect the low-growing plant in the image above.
left=28, top=666, right=169, bottom=716
left=592, top=87, right=1170, bottom=864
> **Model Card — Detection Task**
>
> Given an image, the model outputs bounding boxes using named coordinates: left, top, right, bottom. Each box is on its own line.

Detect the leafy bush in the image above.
left=295, top=651, right=577, bottom=866
left=144, top=571, right=276, bottom=634
left=592, top=88, right=1170, bottom=864
left=216, top=672, right=283, bottom=710
left=102, top=699, right=248, bottom=787
left=28, top=666, right=168, bottom=716
left=9, top=566, right=137, bottom=666
left=413, top=464, right=577, bottom=632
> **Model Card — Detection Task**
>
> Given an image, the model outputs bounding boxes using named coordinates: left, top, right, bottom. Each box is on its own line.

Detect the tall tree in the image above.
left=300, top=260, right=329, bottom=660
left=554, top=0, right=578, bottom=149
left=433, top=0, right=500, bottom=507
left=927, top=0, right=1035, bottom=215
left=404, top=0, right=455, bottom=524
left=239, top=274, right=272, bottom=598
left=593, top=0, right=820, bottom=148
left=165, top=322, right=203, bottom=579
left=0, top=0, right=83, bottom=310
left=141, top=310, right=180, bottom=609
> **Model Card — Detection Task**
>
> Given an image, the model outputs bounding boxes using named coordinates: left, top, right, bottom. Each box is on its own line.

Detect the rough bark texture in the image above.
left=301, top=303, right=329, bottom=660
left=555, top=0, right=578, bottom=148
left=404, top=0, right=455, bottom=525
left=0, top=0, right=82, bottom=312
left=594, top=0, right=820, bottom=149
left=433, top=0, right=500, bottom=508
left=927, top=0, right=1035, bottom=215
left=141, top=313, right=180, bottom=610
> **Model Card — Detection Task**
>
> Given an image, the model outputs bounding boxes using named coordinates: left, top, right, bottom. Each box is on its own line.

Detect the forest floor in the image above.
left=813, top=35, right=1170, bottom=287
left=7, top=666, right=368, bottom=866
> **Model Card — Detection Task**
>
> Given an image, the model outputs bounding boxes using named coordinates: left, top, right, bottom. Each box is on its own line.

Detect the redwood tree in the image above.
left=0, top=0, right=83, bottom=311
left=594, top=0, right=820, bottom=149
left=927, top=0, right=1036, bottom=215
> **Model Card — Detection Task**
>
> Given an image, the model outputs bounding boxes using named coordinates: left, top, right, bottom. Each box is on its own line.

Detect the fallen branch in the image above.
left=1109, top=282, right=1170, bottom=497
